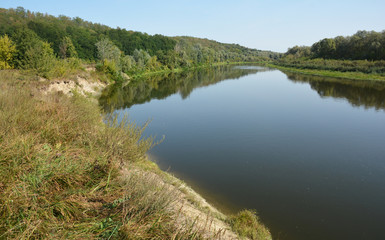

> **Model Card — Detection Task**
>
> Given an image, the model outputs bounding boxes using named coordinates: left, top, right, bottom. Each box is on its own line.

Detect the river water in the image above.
left=100, top=65, right=385, bottom=240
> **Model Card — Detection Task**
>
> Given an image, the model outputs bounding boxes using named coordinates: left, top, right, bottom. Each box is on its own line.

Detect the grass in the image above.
left=0, top=71, right=202, bottom=239
left=268, top=63, right=385, bottom=81
left=0, top=69, right=272, bottom=239
left=228, top=210, right=271, bottom=240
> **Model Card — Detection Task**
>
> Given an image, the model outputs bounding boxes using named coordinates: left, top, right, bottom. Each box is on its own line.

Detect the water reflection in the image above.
left=99, top=65, right=271, bottom=111
left=99, top=66, right=385, bottom=240
left=285, top=72, right=385, bottom=110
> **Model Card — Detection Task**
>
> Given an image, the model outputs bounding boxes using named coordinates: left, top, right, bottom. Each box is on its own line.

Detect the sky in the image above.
left=1, top=0, right=385, bottom=52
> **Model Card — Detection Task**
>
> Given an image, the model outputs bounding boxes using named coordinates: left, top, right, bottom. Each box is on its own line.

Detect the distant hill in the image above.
left=174, top=36, right=279, bottom=59
left=0, top=7, right=279, bottom=65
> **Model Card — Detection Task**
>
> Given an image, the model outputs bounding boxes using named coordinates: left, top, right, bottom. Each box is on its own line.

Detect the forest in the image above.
left=277, top=30, right=385, bottom=74
left=0, top=7, right=278, bottom=81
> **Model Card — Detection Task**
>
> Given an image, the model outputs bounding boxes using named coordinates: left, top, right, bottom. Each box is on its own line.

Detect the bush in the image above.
left=96, top=59, right=123, bottom=82
left=276, top=58, right=385, bottom=74
left=228, top=210, right=271, bottom=240
left=23, top=40, right=56, bottom=76
left=48, top=57, right=83, bottom=79
left=0, top=34, right=16, bottom=69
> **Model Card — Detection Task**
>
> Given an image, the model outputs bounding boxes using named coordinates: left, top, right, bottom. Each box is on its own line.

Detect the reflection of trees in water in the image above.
left=99, top=65, right=271, bottom=111
left=285, top=72, right=385, bottom=110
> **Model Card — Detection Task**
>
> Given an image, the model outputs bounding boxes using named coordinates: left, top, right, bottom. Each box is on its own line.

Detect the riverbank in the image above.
left=268, top=63, right=385, bottom=81
left=0, top=69, right=271, bottom=239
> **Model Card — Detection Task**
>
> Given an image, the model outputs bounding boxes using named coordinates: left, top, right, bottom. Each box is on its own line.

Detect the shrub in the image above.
left=0, top=34, right=16, bottom=69
left=228, top=210, right=271, bottom=240
left=96, top=59, right=123, bottom=82
left=23, top=40, right=56, bottom=76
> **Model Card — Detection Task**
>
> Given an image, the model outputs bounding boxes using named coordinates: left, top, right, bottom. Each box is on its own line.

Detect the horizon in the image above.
left=1, top=0, right=385, bottom=53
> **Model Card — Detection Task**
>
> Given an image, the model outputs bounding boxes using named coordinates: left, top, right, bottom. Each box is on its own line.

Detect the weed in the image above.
left=228, top=210, right=272, bottom=240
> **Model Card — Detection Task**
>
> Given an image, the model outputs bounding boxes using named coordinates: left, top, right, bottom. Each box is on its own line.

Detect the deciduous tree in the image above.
left=0, top=34, right=16, bottom=69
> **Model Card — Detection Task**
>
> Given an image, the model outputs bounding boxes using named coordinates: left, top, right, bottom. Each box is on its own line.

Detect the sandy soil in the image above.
left=120, top=166, right=241, bottom=240
left=41, top=75, right=106, bottom=97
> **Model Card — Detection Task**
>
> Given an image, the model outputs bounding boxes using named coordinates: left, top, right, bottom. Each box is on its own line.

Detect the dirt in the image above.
left=120, top=166, right=241, bottom=240
left=41, top=75, right=106, bottom=97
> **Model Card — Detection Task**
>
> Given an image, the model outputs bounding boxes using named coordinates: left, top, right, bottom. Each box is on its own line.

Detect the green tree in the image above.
left=12, top=27, right=41, bottom=68
left=146, top=56, right=161, bottom=70
left=0, top=34, right=16, bottom=69
left=59, top=36, right=77, bottom=58
left=95, top=38, right=121, bottom=63
left=311, top=38, right=336, bottom=59
left=120, top=55, right=135, bottom=72
left=133, top=49, right=151, bottom=70
left=285, top=45, right=311, bottom=59
left=23, top=40, right=56, bottom=74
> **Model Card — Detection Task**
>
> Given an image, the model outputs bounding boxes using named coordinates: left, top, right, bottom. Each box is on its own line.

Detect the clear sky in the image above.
left=1, top=0, right=385, bottom=52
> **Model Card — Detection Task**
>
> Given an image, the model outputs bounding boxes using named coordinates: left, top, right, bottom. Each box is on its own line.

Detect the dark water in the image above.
left=100, top=65, right=385, bottom=240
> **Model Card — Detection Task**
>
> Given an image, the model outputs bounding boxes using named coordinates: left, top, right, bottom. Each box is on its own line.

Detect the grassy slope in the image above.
left=268, top=63, right=385, bottom=81
left=0, top=70, right=271, bottom=240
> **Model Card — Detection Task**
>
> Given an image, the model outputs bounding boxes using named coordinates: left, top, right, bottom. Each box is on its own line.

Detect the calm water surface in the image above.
left=100, top=66, right=385, bottom=240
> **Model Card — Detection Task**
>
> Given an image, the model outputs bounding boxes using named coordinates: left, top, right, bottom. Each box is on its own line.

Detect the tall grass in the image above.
left=0, top=75, right=205, bottom=239
left=1, top=71, right=272, bottom=239
left=228, top=210, right=271, bottom=240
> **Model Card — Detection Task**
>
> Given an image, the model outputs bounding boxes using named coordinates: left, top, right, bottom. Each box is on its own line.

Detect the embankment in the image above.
left=0, top=69, right=271, bottom=240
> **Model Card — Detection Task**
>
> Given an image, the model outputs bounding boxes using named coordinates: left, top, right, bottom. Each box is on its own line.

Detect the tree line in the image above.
left=0, top=7, right=278, bottom=79
left=276, top=30, right=385, bottom=75
left=284, top=30, right=385, bottom=61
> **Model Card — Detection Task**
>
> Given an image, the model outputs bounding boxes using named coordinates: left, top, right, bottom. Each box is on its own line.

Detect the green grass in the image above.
left=268, top=63, right=385, bottom=81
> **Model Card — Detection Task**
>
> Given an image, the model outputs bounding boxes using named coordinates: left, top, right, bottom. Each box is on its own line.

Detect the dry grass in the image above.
left=0, top=70, right=272, bottom=239
left=228, top=210, right=271, bottom=240
left=0, top=72, right=207, bottom=239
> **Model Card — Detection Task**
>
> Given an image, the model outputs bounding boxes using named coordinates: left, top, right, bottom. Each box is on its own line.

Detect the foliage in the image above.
left=120, top=54, right=135, bottom=72
left=23, top=39, right=56, bottom=75
left=283, top=30, right=385, bottom=61
left=228, top=210, right=271, bottom=240
left=0, top=34, right=16, bottom=69
left=279, top=31, right=385, bottom=78
left=133, top=48, right=151, bottom=70
left=274, top=58, right=385, bottom=75
left=95, top=38, right=121, bottom=63
left=268, top=63, right=385, bottom=82
left=96, top=59, right=123, bottom=82
left=0, top=6, right=276, bottom=77
left=9, top=27, right=41, bottom=68
left=59, top=36, right=77, bottom=59
left=47, top=57, right=83, bottom=79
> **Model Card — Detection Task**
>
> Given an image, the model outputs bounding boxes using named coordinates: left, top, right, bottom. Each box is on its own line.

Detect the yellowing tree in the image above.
left=0, top=35, right=16, bottom=69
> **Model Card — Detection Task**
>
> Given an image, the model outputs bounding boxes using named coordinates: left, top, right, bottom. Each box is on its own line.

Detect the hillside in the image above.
left=0, top=6, right=278, bottom=73
left=283, top=30, right=385, bottom=61
left=272, top=30, right=385, bottom=79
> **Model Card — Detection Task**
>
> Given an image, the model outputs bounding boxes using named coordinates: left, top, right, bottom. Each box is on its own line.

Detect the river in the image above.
left=100, top=65, right=385, bottom=240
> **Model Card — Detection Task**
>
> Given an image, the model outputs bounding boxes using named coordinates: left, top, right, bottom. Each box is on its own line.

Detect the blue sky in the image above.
left=1, top=0, right=385, bottom=52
